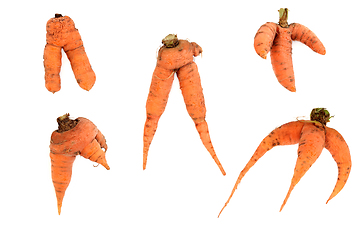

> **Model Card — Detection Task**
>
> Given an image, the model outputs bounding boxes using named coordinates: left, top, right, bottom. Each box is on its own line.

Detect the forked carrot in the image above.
left=254, top=8, right=326, bottom=92
left=218, top=108, right=351, bottom=217
left=50, top=114, right=109, bottom=214
left=143, top=34, right=225, bottom=175
left=44, top=14, right=96, bottom=93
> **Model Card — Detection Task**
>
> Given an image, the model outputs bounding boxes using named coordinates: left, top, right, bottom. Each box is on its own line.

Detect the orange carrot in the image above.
left=43, top=14, right=96, bottom=93
left=218, top=108, right=351, bottom=217
left=218, top=121, right=304, bottom=217
left=279, top=121, right=325, bottom=211
left=254, top=22, right=277, bottom=59
left=143, top=34, right=225, bottom=175
left=324, top=127, right=351, bottom=203
left=50, top=114, right=109, bottom=215
left=254, top=8, right=325, bottom=92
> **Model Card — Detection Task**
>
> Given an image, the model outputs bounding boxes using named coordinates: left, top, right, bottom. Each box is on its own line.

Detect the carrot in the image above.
left=50, top=114, right=109, bottom=215
left=254, top=8, right=326, bottom=92
left=143, top=34, right=226, bottom=175
left=279, top=121, right=325, bottom=211
left=218, top=108, right=351, bottom=217
left=43, top=14, right=95, bottom=93
left=324, top=127, right=351, bottom=203
left=218, top=121, right=304, bottom=217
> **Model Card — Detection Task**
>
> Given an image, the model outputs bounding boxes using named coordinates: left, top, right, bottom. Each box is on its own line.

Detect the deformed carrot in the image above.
left=218, top=121, right=304, bottom=217
left=279, top=121, right=325, bottom=211
left=43, top=14, right=96, bottom=93
left=143, top=34, right=225, bottom=175
left=254, top=8, right=326, bottom=92
left=324, top=127, right=352, bottom=203
left=218, top=108, right=351, bottom=217
left=50, top=114, right=109, bottom=215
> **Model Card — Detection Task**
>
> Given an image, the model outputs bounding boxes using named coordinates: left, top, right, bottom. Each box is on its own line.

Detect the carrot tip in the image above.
left=103, top=164, right=110, bottom=170
left=288, top=87, right=296, bottom=92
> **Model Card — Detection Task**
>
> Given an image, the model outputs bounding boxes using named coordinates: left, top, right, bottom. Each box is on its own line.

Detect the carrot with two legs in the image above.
left=218, top=108, right=351, bottom=217
left=143, top=34, right=226, bottom=175
left=44, top=14, right=96, bottom=93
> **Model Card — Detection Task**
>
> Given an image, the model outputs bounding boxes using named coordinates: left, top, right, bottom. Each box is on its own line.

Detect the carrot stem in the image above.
left=56, top=113, right=79, bottom=133
left=278, top=8, right=289, bottom=28
left=162, top=34, right=179, bottom=48
left=310, top=108, right=332, bottom=126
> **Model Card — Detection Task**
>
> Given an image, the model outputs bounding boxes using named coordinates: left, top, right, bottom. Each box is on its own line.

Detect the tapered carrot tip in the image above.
left=326, top=195, right=335, bottom=204
left=289, top=86, right=296, bottom=92
left=195, top=121, right=226, bottom=175
left=58, top=203, right=62, bottom=215
left=103, top=163, right=110, bottom=170
left=143, top=152, right=148, bottom=170
left=279, top=193, right=290, bottom=212
left=259, top=50, right=267, bottom=59
left=215, top=156, right=226, bottom=176
left=99, top=160, right=110, bottom=170
left=77, top=71, right=96, bottom=91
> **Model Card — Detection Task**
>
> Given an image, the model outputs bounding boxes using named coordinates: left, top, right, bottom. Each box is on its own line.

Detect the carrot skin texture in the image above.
left=143, top=39, right=225, bottom=175
left=50, top=117, right=109, bottom=214
left=177, top=62, right=225, bottom=175
left=280, top=122, right=325, bottom=211
left=254, top=22, right=277, bottom=59
left=50, top=154, right=75, bottom=215
left=80, top=139, right=110, bottom=170
left=270, top=25, right=296, bottom=92
left=44, top=44, right=62, bottom=93
left=44, top=15, right=95, bottom=92
left=177, top=62, right=206, bottom=121
left=96, top=130, right=108, bottom=151
left=143, top=67, right=175, bottom=170
left=218, top=121, right=304, bottom=217
left=254, top=17, right=325, bottom=92
left=66, top=46, right=96, bottom=91
left=156, top=40, right=202, bottom=70
left=324, top=127, right=351, bottom=203
left=291, top=23, right=326, bottom=55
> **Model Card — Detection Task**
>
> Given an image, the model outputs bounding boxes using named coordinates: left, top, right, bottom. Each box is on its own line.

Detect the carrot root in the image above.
left=44, top=44, right=62, bottom=93
left=279, top=122, right=325, bottom=211
left=254, top=9, right=325, bottom=92
left=218, top=121, right=305, bottom=217
left=195, top=121, right=226, bottom=175
left=50, top=115, right=109, bottom=214
left=324, top=127, right=351, bottom=204
left=44, top=14, right=96, bottom=92
left=80, top=139, right=110, bottom=170
left=50, top=153, right=76, bottom=215
left=144, top=36, right=224, bottom=175
left=143, top=115, right=160, bottom=170
left=65, top=46, right=96, bottom=91
left=254, top=22, right=277, bottom=59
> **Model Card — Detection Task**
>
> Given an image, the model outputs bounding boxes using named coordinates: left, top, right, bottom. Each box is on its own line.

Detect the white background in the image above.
left=1, top=0, right=359, bottom=239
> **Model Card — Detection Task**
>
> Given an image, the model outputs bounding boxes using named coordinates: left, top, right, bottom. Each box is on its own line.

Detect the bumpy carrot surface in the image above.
left=254, top=8, right=325, bottom=92
left=219, top=108, right=351, bottom=217
left=50, top=114, right=109, bottom=214
left=44, top=14, right=95, bottom=93
left=143, top=34, right=225, bottom=175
